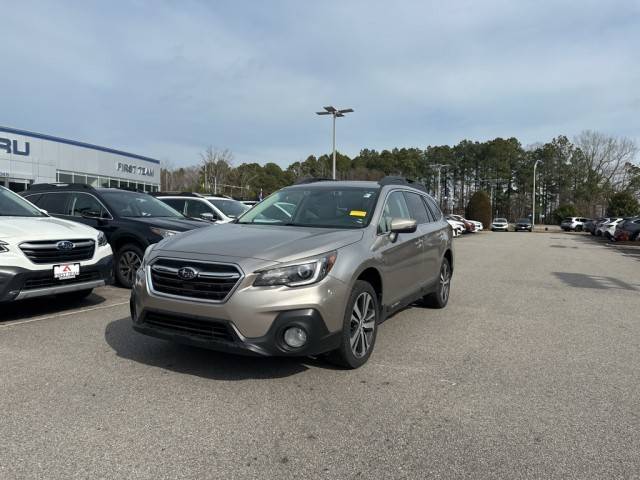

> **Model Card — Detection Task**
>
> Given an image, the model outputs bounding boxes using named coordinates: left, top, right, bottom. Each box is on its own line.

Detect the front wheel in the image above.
left=328, top=281, right=379, bottom=369
left=115, top=244, right=144, bottom=288
left=423, top=257, right=452, bottom=309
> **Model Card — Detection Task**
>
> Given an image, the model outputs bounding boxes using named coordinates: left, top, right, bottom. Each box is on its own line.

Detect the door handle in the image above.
left=415, top=239, right=424, bottom=248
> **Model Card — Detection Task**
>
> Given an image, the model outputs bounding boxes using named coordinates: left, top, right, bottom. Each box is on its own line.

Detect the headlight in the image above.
left=254, top=252, right=337, bottom=287
left=0, top=240, right=9, bottom=253
left=97, top=231, right=108, bottom=247
left=150, top=227, right=178, bottom=238
left=141, top=244, right=156, bottom=267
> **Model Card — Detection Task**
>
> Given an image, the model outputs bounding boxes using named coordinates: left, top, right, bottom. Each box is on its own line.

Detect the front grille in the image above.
left=143, top=311, right=235, bottom=342
left=149, top=258, right=242, bottom=302
left=20, top=239, right=95, bottom=264
left=23, top=270, right=102, bottom=290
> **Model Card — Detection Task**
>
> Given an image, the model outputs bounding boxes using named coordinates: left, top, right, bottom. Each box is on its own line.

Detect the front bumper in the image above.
left=130, top=302, right=341, bottom=357
left=0, top=255, right=114, bottom=303
left=130, top=258, right=349, bottom=356
left=515, top=225, right=531, bottom=230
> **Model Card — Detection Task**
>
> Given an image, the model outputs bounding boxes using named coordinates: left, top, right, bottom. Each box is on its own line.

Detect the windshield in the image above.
left=0, top=187, right=46, bottom=217
left=206, top=198, right=250, bottom=218
left=494, top=218, right=507, bottom=223
left=101, top=191, right=184, bottom=218
left=237, top=186, right=379, bottom=229
left=517, top=218, right=530, bottom=223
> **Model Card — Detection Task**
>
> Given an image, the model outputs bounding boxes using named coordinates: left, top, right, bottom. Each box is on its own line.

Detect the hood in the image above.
left=130, top=217, right=208, bottom=231
left=0, top=216, right=98, bottom=240
left=157, top=223, right=364, bottom=263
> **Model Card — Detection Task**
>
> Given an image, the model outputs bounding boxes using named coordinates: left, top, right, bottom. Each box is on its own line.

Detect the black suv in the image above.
left=21, top=184, right=207, bottom=287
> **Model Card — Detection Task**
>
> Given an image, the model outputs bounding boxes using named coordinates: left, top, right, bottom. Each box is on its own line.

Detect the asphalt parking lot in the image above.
left=1, top=232, right=639, bottom=479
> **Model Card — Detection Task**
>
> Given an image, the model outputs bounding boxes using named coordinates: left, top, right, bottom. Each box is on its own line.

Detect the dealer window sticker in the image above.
left=349, top=210, right=367, bottom=218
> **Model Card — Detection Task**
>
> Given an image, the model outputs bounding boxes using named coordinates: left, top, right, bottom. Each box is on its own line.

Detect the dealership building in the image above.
left=0, top=126, right=160, bottom=193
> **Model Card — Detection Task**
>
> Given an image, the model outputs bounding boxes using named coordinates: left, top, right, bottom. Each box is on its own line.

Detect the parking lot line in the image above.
left=0, top=300, right=128, bottom=329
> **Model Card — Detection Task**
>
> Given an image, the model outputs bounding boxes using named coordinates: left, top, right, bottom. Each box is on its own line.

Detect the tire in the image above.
left=327, top=280, right=379, bottom=369
left=423, top=257, right=452, bottom=309
left=60, top=289, right=93, bottom=301
left=115, top=243, right=144, bottom=288
left=576, top=225, right=583, bottom=232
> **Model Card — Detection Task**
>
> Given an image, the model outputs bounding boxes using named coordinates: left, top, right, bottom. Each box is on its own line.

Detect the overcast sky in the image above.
left=1, top=0, right=638, bottom=167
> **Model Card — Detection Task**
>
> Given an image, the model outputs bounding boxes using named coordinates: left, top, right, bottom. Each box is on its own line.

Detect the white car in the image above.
left=597, top=217, right=624, bottom=239
left=491, top=218, right=509, bottom=232
left=468, top=220, right=483, bottom=231
left=155, top=193, right=250, bottom=223
left=0, top=186, right=113, bottom=303
left=446, top=218, right=465, bottom=237
left=560, top=217, right=590, bottom=232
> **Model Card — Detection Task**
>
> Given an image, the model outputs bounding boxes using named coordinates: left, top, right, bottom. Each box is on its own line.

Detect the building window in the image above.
left=55, top=169, right=159, bottom=192
left=58, top=172, right=73, bottom=183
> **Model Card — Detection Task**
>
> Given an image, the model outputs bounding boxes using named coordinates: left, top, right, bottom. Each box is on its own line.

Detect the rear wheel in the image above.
left=576, top=225, right=583, bottom=232
left=328, top=281, right=379, bottom=369
left=423, top=257, right=452, bottom=309
left=115, top=244, right=144, bottom=288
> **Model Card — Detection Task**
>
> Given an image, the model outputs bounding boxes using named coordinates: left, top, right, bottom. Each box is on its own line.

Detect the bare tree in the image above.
left=574, top=130, right=637, bottom=189
left=201, top=146, right=234, bottom=194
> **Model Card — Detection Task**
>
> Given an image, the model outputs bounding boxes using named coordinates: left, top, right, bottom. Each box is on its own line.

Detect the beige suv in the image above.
left=130, top=177, right=454, bottom=368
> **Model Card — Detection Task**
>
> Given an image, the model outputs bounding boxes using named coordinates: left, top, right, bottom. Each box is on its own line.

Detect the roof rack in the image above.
left=294, top=177, right=334, bottom=185
left=378, top=176, right=429, bottom=193
left=27, top=183, right=95, bottom=192
left=149, top=191, right=204, bottom=198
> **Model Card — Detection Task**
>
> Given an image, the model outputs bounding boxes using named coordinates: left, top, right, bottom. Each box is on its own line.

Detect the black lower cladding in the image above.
left=131, top=306, right=341, bottom=357
left=0, top=255, right=114, bottom=302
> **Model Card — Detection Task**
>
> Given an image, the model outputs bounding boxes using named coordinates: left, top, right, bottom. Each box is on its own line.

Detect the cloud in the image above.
left=1, top=0, right=638, bottom=166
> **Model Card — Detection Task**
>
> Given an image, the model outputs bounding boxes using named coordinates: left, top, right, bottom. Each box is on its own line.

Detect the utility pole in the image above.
left=533, top=159, right=541, bottom=229
left=316, top=106, right=354, bottom=179
left=430, top=164, right=448, bottom=206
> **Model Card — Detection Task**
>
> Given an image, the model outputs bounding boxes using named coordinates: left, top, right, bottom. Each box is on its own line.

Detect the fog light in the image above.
left=283, top=326, right=307, bottom=348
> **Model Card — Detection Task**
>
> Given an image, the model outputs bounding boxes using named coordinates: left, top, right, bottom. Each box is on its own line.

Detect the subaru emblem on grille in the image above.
left=56, top=241, right=74, bottom=251
left=177, top=267, right=198, bottom=280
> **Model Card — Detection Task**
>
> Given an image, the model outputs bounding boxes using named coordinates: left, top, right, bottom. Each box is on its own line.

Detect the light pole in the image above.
left=532, top=159, right=541, bottom=230
left=429, top=164, right=447, bottom=205
left=316, top=106, right=354, bottom=179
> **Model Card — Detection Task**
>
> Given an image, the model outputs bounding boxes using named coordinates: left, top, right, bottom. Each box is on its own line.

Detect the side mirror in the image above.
left=200, top=212, right=216, bottom=222
left=390, top=218, right=417, bottom=234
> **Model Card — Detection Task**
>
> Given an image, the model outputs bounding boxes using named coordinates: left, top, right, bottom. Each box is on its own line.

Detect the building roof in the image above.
left=0, top=126, right=160, bottom=165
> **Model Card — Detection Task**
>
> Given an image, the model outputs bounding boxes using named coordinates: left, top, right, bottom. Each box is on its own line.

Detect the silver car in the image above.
left=130, top=178, right=454, bottom=368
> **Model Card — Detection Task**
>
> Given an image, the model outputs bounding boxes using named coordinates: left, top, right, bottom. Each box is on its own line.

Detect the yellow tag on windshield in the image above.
left=350, top=210, right=367, bottom=217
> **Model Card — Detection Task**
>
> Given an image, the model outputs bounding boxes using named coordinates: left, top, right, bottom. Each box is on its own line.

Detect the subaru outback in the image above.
left=130, top=177, right=454, bottom=368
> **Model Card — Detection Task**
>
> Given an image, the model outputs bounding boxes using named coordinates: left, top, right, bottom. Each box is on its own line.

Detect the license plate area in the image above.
left=54, top=263, right=80, bottom=280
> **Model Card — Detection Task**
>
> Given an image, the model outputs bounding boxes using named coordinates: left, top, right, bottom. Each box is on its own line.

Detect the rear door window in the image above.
left=38, top=192, right=71, bottom=215
left=161, top=198, right=186, bottom=214
left=69, top=192, right=109, bottom=218
left=424, top=196, right=442, bottom=220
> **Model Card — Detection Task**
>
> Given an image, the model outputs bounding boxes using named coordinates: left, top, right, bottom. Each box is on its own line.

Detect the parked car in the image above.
left=468, top=220, right=483, bottom=231
left=560, top=217, right=590, bottom=232
left=491, top=218, right=509, bottom=232
left=614, top=216, right=640, bottom=242
left=446, top=218, right=465, bottom=237
left=130, top=177, right=454, bottom=369
left=0, top=186, right=113, bottom=303
left=596, top=217, right=624, bottom=239
left=447, top=214, right=476, bottom=233
left=585, top=217, right=606, bottom=235
left=21, top=184, right=207, bottom=288
left=514, top=218, right=532, bottom=232
left=152, top=192, right=250, bottom=223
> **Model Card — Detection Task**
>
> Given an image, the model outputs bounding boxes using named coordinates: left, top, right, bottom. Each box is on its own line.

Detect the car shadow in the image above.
left=552, top=272, right=639, bottom=291
left=104, top=317, right=342, bottom=380
left=1, top=292, right=107, bottom=323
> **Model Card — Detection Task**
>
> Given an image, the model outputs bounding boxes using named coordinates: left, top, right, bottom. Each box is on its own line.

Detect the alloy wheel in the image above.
left=119, top=250, right=141, bottom=285
left=439, top=261, right=451, bottom=303
left=349, top=292, right=376, bottom=358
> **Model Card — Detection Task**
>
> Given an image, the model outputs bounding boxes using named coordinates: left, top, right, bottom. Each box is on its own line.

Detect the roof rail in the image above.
left=294, top=177, right=334, bottom=185
left=149, top=191, right=204, bottom=198
left=27, top=182, right=95, bottom=192
left=378, top=176, right=429, bottom=193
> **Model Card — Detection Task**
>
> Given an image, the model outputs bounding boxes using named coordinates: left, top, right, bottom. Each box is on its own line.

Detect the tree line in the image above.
left=161, top=130, right=640, bottom=223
